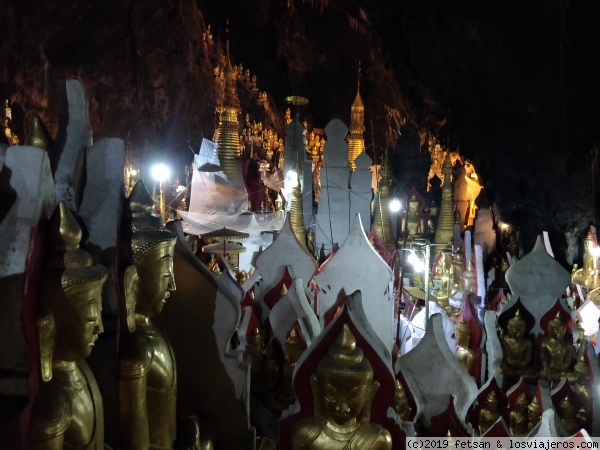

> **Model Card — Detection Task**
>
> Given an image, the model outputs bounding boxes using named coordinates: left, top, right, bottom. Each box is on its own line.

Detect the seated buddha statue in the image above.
left=478, top=391, right=501, bottom=435
left=30, top=202, right=108, bottom=449
left=539, top=313, right=573, bottom=387
left=119, top=182, right=180, bottom=449
left=500, top=310, right=533, bottom=379
left=508, top=393, right=529, bottom=436
left=207, top=254, right=221, bottom=275
left=454, top=318, right=475, bottom=374
left=431, top=252, right=453, bottom=307
left=527, top=397, right=542, bottom=432
left=571, top=355, right=591, bottom=407
left=392, top=379, right=412, bottom=421
left=558, top=396, right=580, bottom=435
left=461, top=261, right=477, bottom=293
left=402, top=195, right=425, bottom=240
left=572, top=230, right=599, bottom=288
left=291, top=324, right=392, bottom=450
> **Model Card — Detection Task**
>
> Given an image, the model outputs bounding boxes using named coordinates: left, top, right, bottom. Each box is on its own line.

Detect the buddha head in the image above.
left=40, top=203, right=108, bottom=379
left=527, top=397, right=541, bottom=426
left=123, top=181, right=177, bottom=326
left=547, top=312, right=567, bottom=340
left=514, top=393, right=529, bottom=412
left=310, top=324, right=378, bottom=428
left=507, top=310, right=527, bottom=339
left=484, top=391, right=499, bottom=413
left=454, top=317, right=471, bottom=348
left=408, top=195, right=419, bottom=216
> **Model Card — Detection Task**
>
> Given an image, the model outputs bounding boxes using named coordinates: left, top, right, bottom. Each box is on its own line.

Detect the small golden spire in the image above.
left=348, top=61, right=365, bottom=170
left=434, top=150, right=454, bottom=246
left=26, top=116, right=51, bottom=150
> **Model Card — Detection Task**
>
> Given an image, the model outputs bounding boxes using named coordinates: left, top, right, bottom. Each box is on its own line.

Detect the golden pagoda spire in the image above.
left=373, top=149, right=395, bottom=251
left=216, top=22, right=243, bottom=181
left=289, top=152, right=306, bottom=245
left=434, top=151, right=455, bottom=246
left=347, top=62, right=365, bottom=170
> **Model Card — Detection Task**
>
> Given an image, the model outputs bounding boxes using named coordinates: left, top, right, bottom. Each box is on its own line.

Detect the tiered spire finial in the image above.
left=347, top=61, right=365, bottom=170
left=433, top=150, right=455, bottom=246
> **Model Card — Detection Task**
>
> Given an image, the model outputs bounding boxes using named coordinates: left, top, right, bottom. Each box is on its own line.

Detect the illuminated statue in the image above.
left=500, top=310, right=533, bottom=379
left=461, top=261, right=476, bottom=293
left=558, top=396, right=580, bottom=435
left=29, top=202, right=108, bottom=449
left=454, top=318, right=474, bottom=374
left=290, top=324, right=392, bottom=450
left=119, top=182, right=179, bottom=449
left=477, top=391, right=501, bottom=435
left=432, top=252, right=453, bottom=307
left=401, top=195, right=425, bottom=239
left=572, top=230, right=599, bottom=288
left=527, top=397, right=542, bottom=432
left=539, top=313, right=572, bottom=386
left=508, top=393, right=529, bottom=436
left=207, top=254, right=221, bottom=275
left=392, top=379, right=412, bottom=422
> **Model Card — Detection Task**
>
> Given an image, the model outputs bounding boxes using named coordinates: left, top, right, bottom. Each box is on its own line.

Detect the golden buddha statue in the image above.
left=461, top=261, right=477, bottom=293
left=271, top=329, right=304, bottom=412
left=290, top=324, right=392, bottom=450
left=572, top=231, right=599, bottom=288
left=30, top=202, right=108, bottom=449
left=539, top=313, right=573, bottom=386
left=454, top=318, right=475, bottom=374
left=508, top=393, right=529, bottom=436
left=572, top=355, right=591, bottom=407
left=432, top=252, right=453, bottom=307
left=477, top=391, right=501, bottom=435
left=207, top=254, right=221, bottom=275
left=119, top=183, right=179, bottom=450
left=500, top=310, right=533, bottom=379
left=392, top=379, right=412, bottom=421
left=402, top=195, right=425, bottom=240
left=527, top=397, right=541, bottom=432
left=558, top=396, right=580, bottom=435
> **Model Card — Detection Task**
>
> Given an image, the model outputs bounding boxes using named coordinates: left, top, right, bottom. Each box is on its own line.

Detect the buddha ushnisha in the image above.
left=118, top=181, right=178, bottom=450
left=30, top=202, right=108, bottom=449
left=291, top=324, right=392, bottom=450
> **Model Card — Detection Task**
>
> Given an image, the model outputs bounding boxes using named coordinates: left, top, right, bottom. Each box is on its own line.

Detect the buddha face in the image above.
left=507, top=319, right=525, bottom=339
left=314, top=372, right=373, bottom=427
left=134, top=241, right=176, bottom=317
left=454, top=323, right=471, bottom=347
left=548, top=318, right=566, bottom=340
left=53, top=282, right=104, bottom=361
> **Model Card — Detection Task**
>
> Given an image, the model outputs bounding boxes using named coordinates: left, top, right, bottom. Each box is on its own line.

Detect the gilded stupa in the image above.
left=289, top=154, right=306, bottom=245
left=434, top=151, right=455, bottom=245
left=372, top=151, right=395, bottom=251
left=347, top=64, right=365, bottom=170
left=216, top=40, right=243, bottom=182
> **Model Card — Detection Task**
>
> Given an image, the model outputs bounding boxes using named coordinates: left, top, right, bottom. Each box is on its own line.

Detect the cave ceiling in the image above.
left=1, top=0, right=600, bottom=264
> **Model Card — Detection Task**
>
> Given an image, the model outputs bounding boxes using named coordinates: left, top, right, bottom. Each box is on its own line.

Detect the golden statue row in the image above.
left=28, top=181, right=193, bottom=449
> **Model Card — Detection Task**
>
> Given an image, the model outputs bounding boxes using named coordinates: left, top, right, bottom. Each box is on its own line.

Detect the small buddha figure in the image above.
left=501, top=310, right=533, bottom=378
left=454, top=318, right=475, bottom=374
left=402, top=195, right=425, bottom=239
left=478, top=391, right=501, bottom=435
left=508, top=393, right=529, bottom=436
left=572, top=231, right=599, bottom=288
left=526, top=397, right=542, bottom=432
left=291, top=324, right=392, bottom=450
left=30, top=202, right=108, bottom=449
left=539, top=313, right=573, bottom=386
left=451, top=253, right=465, bottom=294
left=207, top=253, right=221, bottom=275
left=392, top=379, right=412, bottom=421
left=572, top=355, right=591, bottom=407
left=272, top=329, right=304, bottom=411
left=247, top=328, right=265, bottom=383
left=119, top=182, right=179, bottom=449
left=558, top=396, right=580, bottom=435
left=432, top=252, right=452, bottom=306
left=461, top=261, right=477, bottom=293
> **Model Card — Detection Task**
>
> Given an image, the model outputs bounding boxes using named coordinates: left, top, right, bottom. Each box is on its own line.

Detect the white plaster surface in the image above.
left=504, top=236, right=571, bottom=334
left=349, top=151, right=373, bottom=236
left=52, top=80, right=92, bottom=210
left=473, top=209, right=496, bottom=261
left=484, top=310, right=503, bottom=386
left=314, top=215, right=394, bottom=350
left=254, top=216, right=318, bottom=309
left=397, top=314, right=478, bottom=424
left=78, top=138, right=125, bottom=311
left=529, top=409, right=560, bottom=437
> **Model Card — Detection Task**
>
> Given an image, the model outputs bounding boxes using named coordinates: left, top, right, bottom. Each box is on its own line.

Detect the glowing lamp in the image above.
left=389, top=198, right=401, bottom=213
left=408, top=250, right=425, bottom=272
left=285, top=169, right=298, bottom=188
left=151, top=163, right=171, bottom=183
